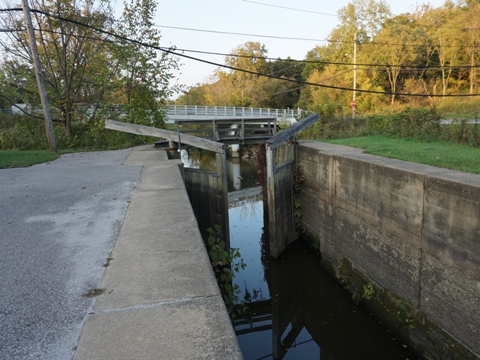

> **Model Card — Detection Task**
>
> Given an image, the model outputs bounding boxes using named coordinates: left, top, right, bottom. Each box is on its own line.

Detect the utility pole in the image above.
left=352, top=31, right=357, bottom=120
left=21, top=0, right=57, bottom=152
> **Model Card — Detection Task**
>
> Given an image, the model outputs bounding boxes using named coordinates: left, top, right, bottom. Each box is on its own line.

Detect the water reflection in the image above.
left=180, top=146, right=420, bottom=360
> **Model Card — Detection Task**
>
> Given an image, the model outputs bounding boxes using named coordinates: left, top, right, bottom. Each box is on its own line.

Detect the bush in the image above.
left=298, top=106, right=479, bottom=148
left=0, top=115, right=152, bottom=150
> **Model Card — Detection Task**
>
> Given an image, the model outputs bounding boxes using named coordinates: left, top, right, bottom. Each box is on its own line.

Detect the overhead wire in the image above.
left=152, top=23, right=480, bottom=49
left=241, top=0, right=480, bottom=31
left=1, top=7, right=480, bottom=97
left=241, top=0, right=338, bottom=17
left=3, top=24, right=477, bottom=70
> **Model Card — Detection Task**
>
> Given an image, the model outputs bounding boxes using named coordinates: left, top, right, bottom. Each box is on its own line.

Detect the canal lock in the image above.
left=174, top=145, right=422, bottom=360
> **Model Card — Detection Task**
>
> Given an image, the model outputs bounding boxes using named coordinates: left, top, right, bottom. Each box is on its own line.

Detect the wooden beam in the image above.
left=266, top=113, right=319, bottom=150
left=105, top=120, right=225, bottom=154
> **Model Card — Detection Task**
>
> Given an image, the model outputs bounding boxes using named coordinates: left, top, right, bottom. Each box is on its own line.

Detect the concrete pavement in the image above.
left=1, top=149, right=141, bottom=359
left=0, top=146, right=242, bottom=360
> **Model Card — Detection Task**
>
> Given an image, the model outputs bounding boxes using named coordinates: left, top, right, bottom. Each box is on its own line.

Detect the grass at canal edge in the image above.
left=321, top=136, right=480, bottom=174
left=2, top=136, right=479, bottom=174
left=0, top=150, right=60, bottom=169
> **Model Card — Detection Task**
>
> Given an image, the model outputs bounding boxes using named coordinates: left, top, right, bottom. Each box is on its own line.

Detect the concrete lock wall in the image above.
left=297, top=141, right=480, bottom=360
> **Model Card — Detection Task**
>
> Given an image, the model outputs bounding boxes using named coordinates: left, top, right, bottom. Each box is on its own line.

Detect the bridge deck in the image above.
left=174, top=116, right=281, bottom=144
left=167, top=105, right=302, bottom=122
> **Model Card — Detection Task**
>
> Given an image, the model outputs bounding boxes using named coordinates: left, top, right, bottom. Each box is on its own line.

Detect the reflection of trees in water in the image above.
left=243, top=281, right=267, bottom=303
left=242, top=144, right=266, bottom=187
left=182, top=148, right=217, bottom=170
left=231, top=198, right=261, bottom=221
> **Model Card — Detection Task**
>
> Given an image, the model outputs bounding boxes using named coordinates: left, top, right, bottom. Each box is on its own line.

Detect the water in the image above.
left=181, top=147, right=421, bottom=360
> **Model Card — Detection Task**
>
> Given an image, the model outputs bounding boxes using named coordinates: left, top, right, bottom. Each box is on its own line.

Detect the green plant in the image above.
left=363, top=283, right=376, bottom=301
left=82, top=287, right=106, bottom=298
left=396, top=300, right=415, bottom=329
left=206, top=225, right=246, bottom=319
left=311, top=237, right=321, bottom=253
left=293, top=165, right=306, bottom=232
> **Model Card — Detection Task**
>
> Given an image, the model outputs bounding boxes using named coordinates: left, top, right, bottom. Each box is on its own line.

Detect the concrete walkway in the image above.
left=73, top=146, right=242, bottom=359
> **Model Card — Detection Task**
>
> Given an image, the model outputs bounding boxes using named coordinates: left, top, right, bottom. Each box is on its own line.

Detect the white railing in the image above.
left=167, top=105, right=303, bottom=119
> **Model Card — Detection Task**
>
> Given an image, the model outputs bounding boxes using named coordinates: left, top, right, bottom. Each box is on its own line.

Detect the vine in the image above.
left=293, top=165, right=306, bottom=233
left=206, top=225, right=246, bottom=319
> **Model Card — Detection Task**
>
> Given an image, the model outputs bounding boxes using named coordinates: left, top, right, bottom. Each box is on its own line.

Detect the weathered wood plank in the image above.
left=267, top=113, right=319, bottom=149
left=105, top=120, right=225, bottom=154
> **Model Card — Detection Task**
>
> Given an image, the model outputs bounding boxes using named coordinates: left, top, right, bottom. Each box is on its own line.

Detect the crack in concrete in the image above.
left=90, top=295, right=219, bottom=315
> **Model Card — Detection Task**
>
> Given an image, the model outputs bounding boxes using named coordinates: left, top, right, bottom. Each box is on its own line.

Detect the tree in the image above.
left=215, top=41, right=269, bottom=106
left=262, top=57, right=305, bottom=108
left=0, top=0, right=116, bottom=138
left=299, top=0, right=392, bottom=112
left=418, top=4, right=462, bottom=96
left=0, top=0, right=180, bottom=142
left=456, top=4, right=480, bottom=94
left=112, top=0, right=180, bottom=127
left=369, top=15, right=426, bottom=105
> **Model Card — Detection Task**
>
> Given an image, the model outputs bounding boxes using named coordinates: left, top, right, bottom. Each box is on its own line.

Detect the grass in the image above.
left=321, top=135, right=480, bottom=174
left=0, top=150, right=60, bottom=169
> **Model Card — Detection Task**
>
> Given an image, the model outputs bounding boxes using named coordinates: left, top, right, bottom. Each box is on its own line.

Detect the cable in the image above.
left=150, top=23, right=480, bottom=49
left=242, top=0, right=338, bottom=17
left=4, top=24, right=476, bottom=70
left=172, top=47, right=480, bottom=70
left=2, top=7, right=480, bottom=97
left=242, top=0, right=480, bottom=32
left=152, top=24, right=327, bottom=43
left=3, top=7, right=479, bottom=49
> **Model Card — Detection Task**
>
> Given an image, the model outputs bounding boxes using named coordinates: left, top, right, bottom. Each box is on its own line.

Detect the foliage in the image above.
left=0, top=0, right=180, bottom=147
left=177, top=1, right=480, bottom=119
left=0, top=114, right=150, bottom=150
left=177, top=42, right=305, bottom=109
left=0, top=0, right=117, bottom=138
left=362, top=283, right=376, bottom=300
left=206, top=225, right=246, bottom=319
left=293, top=165, right=306, bottom=232
left=112, top=0, right=180, bottom=128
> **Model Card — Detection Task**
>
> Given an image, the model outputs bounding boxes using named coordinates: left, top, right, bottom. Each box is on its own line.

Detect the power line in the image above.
left=2, top=7, right=480, bottom=98
left=173, top=47, right=480, bottom=69
left=152, top=24, right=328, bottom=43
left=4, top=23, right=477, bottom=70
left=241, top=0, right=338, bottom=17
left=242, top=0, right=480, bottom=32
left=149, top=23, right=480, bottom=49
left=4, top=7, right=478, bottom=49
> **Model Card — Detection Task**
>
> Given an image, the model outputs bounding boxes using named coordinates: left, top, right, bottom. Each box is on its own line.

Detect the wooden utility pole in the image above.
left=21, top=0, right=57, bottom=152
left=352, top=31, right=357, bottom=120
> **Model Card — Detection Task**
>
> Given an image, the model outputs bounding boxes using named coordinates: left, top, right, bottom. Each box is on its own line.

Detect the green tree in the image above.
left=215, top=41, right=268, bottom=106
left=112, top=0, right=180, bottom=127
left=0, top=0, right=116, bottom=138
left=300, top=0, right=392, bottom=113
left=457, top=4, right=480, bottom=94
left=369, top=15, right=426, bottom=105
left=0, top=0, right=180, bottom=143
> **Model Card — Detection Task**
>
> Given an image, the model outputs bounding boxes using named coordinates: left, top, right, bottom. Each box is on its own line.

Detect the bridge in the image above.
left=166, top=105, right=305, bottom=144
left=166, top=105, right=303, bottom=122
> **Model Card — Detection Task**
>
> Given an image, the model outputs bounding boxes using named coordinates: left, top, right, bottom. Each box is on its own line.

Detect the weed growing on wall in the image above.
left=293, top=165, right=306, bottom=233
left=206, top=225, right=246, bottom=320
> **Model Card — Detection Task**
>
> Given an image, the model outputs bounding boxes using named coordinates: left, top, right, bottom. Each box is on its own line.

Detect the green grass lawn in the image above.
left=0, top=150, right=60, bottom=169
left=321, top=136, right=480, bottom=174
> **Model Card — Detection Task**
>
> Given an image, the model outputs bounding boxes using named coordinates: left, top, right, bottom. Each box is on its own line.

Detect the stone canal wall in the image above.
left=297, top=141, right=480, bottom=360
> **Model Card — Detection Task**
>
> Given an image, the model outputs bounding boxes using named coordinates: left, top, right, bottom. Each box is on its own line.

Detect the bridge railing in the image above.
left=167, top=105, right=303, bottom=119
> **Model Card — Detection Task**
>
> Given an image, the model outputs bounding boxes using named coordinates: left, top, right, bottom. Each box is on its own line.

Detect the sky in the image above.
left=122, top=0, right=449, bottom=95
